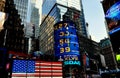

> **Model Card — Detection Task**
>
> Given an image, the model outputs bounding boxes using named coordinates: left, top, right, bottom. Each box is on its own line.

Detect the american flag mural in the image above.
left=12, top=60, right=63, bottom=78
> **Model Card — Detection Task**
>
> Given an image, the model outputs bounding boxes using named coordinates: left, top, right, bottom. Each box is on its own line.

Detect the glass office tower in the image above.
left=40, top=0, right=88, bottom=55
left=14, top=0, right=42, bottom=53
left=42, top=0, right=88, bottom=37
left=42, top=0, right=82, bottom=14
left=14, top=0, right=42, bottom=38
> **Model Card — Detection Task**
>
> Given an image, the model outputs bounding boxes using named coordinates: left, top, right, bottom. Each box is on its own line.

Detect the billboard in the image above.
left=105, top=1, right=120, bottom=20
left=12, top=59, right=63, bottom=78
left=54, top=21, right=80, bottom=63
left=116, top=54, right=120, bottom=62
left=107, top=19, right=120, bottom=35
left=105, top=1, right=120, bottom=35
left=83, top=54, right=90, bottom=69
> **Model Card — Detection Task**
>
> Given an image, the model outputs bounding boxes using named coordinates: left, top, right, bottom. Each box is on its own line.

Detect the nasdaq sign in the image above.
left=64, top=60, right=80, bottom=66
left=54, top=21, right=80, bottom=62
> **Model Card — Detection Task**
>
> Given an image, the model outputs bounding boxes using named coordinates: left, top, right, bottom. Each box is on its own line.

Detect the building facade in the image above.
left=99, top=38, right=117, bottom=70
left=13, top=0, right=30, bottom=25
left=78, top=34, right=101, bottom=74
left=101, top=0, right=120, bottom=68
left=0, top=0, right=27, bottom=77
left=42, top=0, right=88, bottom=38
left=40, top=0, right=89, bottom=54
left=14, top=0, right=42, bottom=39
left=14, top=0, right=42, bottom=53
left=0, top=0, right=25, bottom=53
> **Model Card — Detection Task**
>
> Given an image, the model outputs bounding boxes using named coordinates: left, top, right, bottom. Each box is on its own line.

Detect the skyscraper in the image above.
left=42, top=0, right=82, bottom=14
left=40, top=0, right=88, bottom=55
left=14, top=0, right=42, bottom=39
left=13, top=0, right=42, bottom=53
left=40, top=0, right=101, bottom=77
left=0, top=0, right=25, bottom=52
left=42, top=0, right=88, bottom=37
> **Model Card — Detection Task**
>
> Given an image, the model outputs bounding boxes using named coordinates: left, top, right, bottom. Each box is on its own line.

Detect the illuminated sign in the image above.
left=12, top=60, right=63, bottom=77
left=105, top=1, right=120, bottom=34
left=107, top=20, right=120, bottom=34
left=83, top=54, right=90, bottom=68
left=105, top=1, right=120, bottom=20
left=109, top=26, right=120, bottom=34
left=64, top=60, right=80, bottom=65
left=116, top=54, right=120, bottom=62
left=54, top=21, right=80, bottom=61
left=105, top=14, right=120, bottom=34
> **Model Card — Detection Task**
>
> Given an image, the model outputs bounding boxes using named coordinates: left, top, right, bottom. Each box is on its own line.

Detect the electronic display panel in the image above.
left=12, top=59, right=63, bottom=78
left=107, top=19, right=120, bottom=35
left=116, top=54, right=120, bottom=62
left=105, top=1, right=120, bottom=35
left=105, top=1, right=120, bottom=20
left=54, top=21, right=80, bottom=61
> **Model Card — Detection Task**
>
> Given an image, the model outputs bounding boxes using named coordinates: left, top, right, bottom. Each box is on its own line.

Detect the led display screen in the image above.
left=105, top=1, right=120, bottom=35
left=108, top=19, right=120, bottom=35
left=83, top=54, right=90, bottom=69
left=86, top=57, right=90, bottom=68
left=64, top=60, right=80, bottom=66
left=116, top=54, right=120, bottom=62
left=105, top=1, right=120, bottom=20
left=54, top=21, right=80, bottom=61
left=12, top=60, right=63, bottom=78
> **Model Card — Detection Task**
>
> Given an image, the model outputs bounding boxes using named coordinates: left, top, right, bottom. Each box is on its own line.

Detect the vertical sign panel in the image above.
left=54, top=21, right=80, bottom=64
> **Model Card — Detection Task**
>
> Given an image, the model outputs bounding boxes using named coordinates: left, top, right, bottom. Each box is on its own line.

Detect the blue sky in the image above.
left=82, top=0, right=108, bottom=42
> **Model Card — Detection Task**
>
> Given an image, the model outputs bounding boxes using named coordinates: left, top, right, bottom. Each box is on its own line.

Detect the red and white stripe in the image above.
left=12, top=61, right=63, bottom=78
